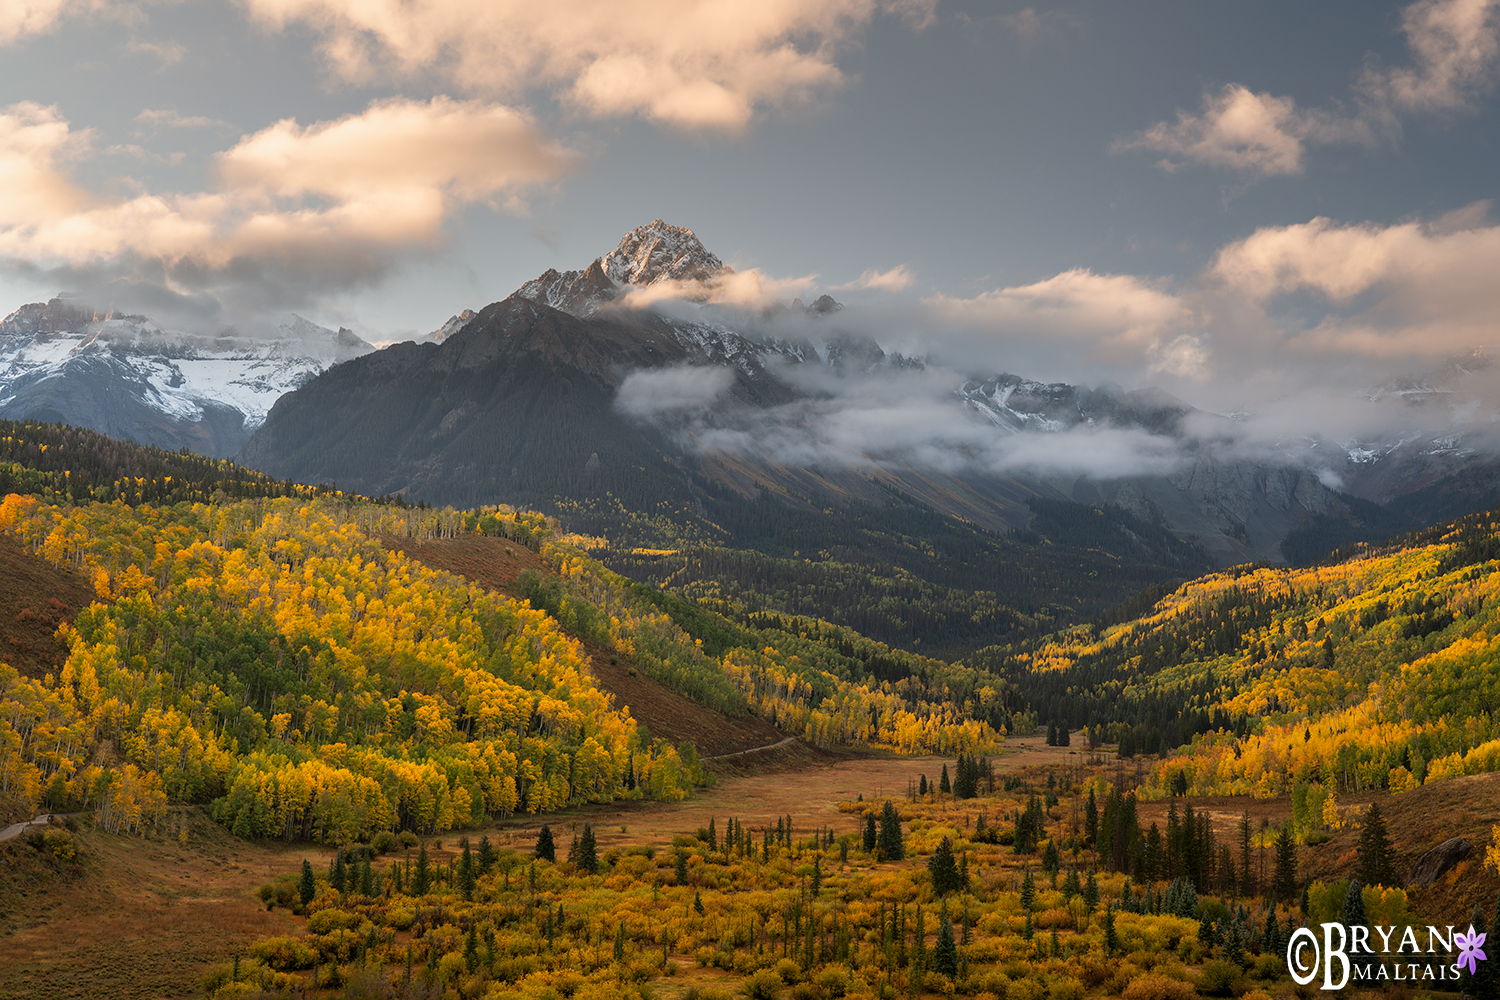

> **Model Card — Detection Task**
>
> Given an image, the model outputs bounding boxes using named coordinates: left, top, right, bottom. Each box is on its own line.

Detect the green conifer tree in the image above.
left=535, top=825, right=555, bottom=863
left=877, top=800, right=905, bottom=861
left=299, top=858, right=316, bottom=906
left=414, top=845, right=432, bottom=895
left=458, top=840, right=476, bottom=901
left=1356, top=803, right=1397, bottom=888
left=933, top=914, right=958, bottom=978
left=578, top=824, right=599, bottom=875
left=928, top=836, right=964, bottom=895
left=1274, top=823, right=1297, bottom=902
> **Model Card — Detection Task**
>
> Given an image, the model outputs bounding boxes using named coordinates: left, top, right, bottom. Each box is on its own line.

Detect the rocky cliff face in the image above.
left=516, top=220, right=731, bottom=317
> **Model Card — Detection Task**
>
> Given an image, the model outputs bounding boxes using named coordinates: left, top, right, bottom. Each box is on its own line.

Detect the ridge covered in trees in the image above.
left=0, top=428, right=1006, bottom=836
left=974, top=505, right=1500, bottom=817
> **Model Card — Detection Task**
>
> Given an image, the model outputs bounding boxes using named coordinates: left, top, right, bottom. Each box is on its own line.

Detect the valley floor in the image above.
left=0, top=739, right=1087, bottom=999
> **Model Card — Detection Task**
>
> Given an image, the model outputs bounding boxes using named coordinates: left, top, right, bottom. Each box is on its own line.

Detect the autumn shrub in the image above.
left=307, top=908, right=363, bottom=934
left=815, top=964, right=852, bottom=997
left=250, top=934, right=315, bottom=969
left=399, top=831, right=420, bottom=848
left=745, top=967, right=785, bottom=999
left=1008, top=976, right=1046, bottom=1000
left=775, top=957, right=803, bottom=983
left=1251, top=954, right=1283, bottom=980
left=1049, top=975, right=1085, bottom=1000
left=1196, top=959, right=1243, bottom=996
left=973, top=970, right=1011, bottom=998
left=373, top=831, right=396, bottom=853
left=1121, top=973, right=1198, bottom=1000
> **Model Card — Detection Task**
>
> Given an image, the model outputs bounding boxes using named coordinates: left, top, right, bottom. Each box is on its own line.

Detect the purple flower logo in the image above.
left=1456, top=924, right=1488, bottom=975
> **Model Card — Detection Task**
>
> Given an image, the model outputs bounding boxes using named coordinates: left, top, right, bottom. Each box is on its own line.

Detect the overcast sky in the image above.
left=3, top=0, right=1500, bottom=436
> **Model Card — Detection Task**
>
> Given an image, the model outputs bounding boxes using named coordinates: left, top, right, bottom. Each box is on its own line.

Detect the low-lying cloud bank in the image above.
left=613, top=202, right=1500, bottom=484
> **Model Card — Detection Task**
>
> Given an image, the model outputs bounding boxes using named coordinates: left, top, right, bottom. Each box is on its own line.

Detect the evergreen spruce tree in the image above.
left=299, top=859, right=316, bottom=906
left=863, top=812, right=878, bottom=853
left=1083, top=871, right=1100, bottom=911
left=878, top=801, right=905, bottom=861
left=675, top=850, right=689, bottom=886
left=477, top=834, right=497, bottom=875
left=1273, top=823, right=1297, bottom=902
left=1356, top=803, right=1397, bottom=888
left=1043, top=838, right=1060, bottom=875
left=1021, top=868, right=1037, bottom=912
left=1263, top=909, right=1282, bottom=956
left=535, top=825, right=555, bottom=863
left=933, top=915, right=959, bottom=978
left=939, top=764, right=952, bottom=795
left=359, top=855, right=374, bottom=897
left=578, top=824, right=599, bottom=875
left=919, top=774, right=928, bottom=796
left=331, top=849, right=348, bottom=894
left=928, top=836, right=964, bottom=895
left=693, top=888, right=705, bottom=914
left=458, top=840, right=476, bottom=901
left=811, top=857, right=824, bottom=894
left=707, top=817, right=717, bottom=853
left=1063, top=867, right=1081, bottom=899
left=414, top=845, right=431, bottom=895
left=1103, top=904, right=1119, bottom=955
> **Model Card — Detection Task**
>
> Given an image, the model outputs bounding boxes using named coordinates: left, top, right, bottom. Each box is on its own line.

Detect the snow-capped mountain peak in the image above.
left=516, top=220, right=733, bottom=318
left=600, top=219, right=728, bottom=288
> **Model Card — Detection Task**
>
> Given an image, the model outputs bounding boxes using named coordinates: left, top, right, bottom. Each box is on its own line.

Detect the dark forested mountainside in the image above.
left=0, top=419, right=366, bottom=506
left=236, top=297, right=724, bottom=512
left=599, top=490, right=1213, bottom=657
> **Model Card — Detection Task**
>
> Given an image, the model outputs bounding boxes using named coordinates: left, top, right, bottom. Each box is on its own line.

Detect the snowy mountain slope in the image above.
left=0, top=299, right=374, bottom=457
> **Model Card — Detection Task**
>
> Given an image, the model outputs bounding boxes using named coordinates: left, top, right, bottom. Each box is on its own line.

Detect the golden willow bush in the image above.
left=0, top=495, right=703, bottom=838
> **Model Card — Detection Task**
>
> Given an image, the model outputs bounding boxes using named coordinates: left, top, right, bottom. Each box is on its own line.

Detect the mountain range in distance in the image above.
left=0, top=297, right=373, bottom=458
left=5, top=220, right=1499, bottom=583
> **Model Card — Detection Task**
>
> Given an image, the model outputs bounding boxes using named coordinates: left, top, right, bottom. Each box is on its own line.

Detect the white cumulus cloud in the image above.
left=0, top=97, right=574, bottom=313
left=238, top=0, right=936, bottom=130
left=1116, top=0, right=1500, bottom=178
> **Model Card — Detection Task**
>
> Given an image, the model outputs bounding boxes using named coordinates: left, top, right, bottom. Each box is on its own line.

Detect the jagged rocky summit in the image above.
left=515, top=220, right=732, bottom=318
